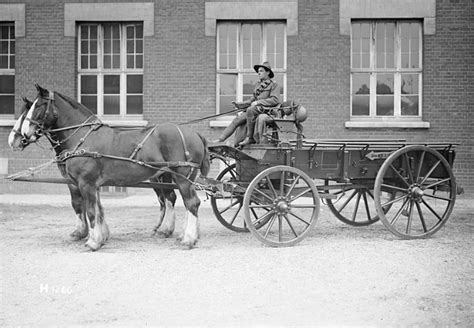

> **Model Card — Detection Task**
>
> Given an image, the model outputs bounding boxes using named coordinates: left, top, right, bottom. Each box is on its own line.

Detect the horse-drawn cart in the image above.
left=7, top=84, right=459, bottom=249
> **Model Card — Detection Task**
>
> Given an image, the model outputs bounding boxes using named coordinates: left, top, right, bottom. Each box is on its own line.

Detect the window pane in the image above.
left=136, top=40, right=143, bottom=53
left=127, top=26, right=134, bottom=39
left=127, top=55, right=134, bottom=69
left=401, top=74, right=418, bottom=94
left=0, top=75, right=14, bottom=93
left=81, top=75, right=97, bottom=94
left=136, top=55, right=143, bottom=69
left=112, top=55, right=120, bottom=68
left=376, top=74, right=394, bottom=116
left=400, top=22, right=421, bottom=69
left=219, top=74, right=236, bottom=114
left=266, top=23, right=285, bottom=69
left=0, top=95, right=14, bottom=114
left=0, top=55, right=7, bottom=68
left=401, top=74, right=419, bottom=116
left=0, top=41, right=8, bottom=54
left=401, top=96, right=419, bottom=115
left=352, top=22, right=371, bottom=69
left=243, top=74, right=258, bottom=96
left=90, top=26, right=97, bottom=39
left=81, top=55, right=88, bottom=69
left=81, top=96, right=97, bottom=114
left=218, top=23, right=237, bottom=70
left=242, top=24, right=261, bottom=69
left=104, top=75, right=120, bottom=94
left=352, top=73, right=370, bottom=116
left=352, top=96, right=370, bottom=116
left=127, top=75, right=143, bottom=94
left=127, top=95, right=142, bottom=114
left=353, top=73, right=370, bottom=95
left=375, top=22, right=395, bottom=69
left=104, top=96, right=120, bottom=114
left=90, top=55, right=97, bottom=69
left=81, top=41, right=89, bottom=54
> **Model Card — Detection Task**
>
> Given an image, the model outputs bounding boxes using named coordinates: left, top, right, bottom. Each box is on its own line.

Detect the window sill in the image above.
left=210, top=119, right=231, bottom=127
left=102, top=119, right=149, bottom=127
left=345, top=120, right=430, bottom=129
left=0, top=119, right=16, bottom=126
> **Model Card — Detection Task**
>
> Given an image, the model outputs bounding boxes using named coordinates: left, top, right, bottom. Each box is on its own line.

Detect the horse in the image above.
left=16, top=83, right=210, bottom=251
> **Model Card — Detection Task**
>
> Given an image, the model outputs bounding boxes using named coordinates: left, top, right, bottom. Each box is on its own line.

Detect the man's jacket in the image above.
left=242, top=79, right=280, bottom=108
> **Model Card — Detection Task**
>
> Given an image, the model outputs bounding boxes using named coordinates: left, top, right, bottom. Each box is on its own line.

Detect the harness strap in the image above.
left=174, top=125, right=198, bottom=180
left=129, top=124, right=159, bottom=160
left=56, top=149, right=200, bottom=170
left=175, top=125, right=191, bottom=162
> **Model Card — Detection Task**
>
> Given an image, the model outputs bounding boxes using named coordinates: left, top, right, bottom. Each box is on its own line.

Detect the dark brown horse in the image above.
left=16, top=84, right=210, bottom=251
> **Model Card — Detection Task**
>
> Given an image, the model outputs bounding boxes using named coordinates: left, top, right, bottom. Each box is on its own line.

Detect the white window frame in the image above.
left=0, top=22, right=15, bottom=120
left=77, top=22, right=144, bottom=122
left=348, top=20, right=429, bottom=128
left=213, top=21, right=287, bottom=126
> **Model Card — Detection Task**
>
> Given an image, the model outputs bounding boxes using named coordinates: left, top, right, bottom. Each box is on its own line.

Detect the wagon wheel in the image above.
left=326, top=183, right=396, bottom=226
left=210, top=163, right=248, bottom=232
left=374, top=145, right=456, bottom=239
left=243, top=166, right=320, bottom=247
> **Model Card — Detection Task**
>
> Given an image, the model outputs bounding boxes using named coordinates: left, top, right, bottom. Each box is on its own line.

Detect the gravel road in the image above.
left=1, top=194, right=473, bottom=326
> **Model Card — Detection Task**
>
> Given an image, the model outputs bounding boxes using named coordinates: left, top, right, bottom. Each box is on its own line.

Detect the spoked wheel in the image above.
left=243, top=166, right=320, bottom=247
left=326, top=183, right=396, bottom=226
left=374, top=145, right=456, bottom=239
left=210, top=163, right=247, bottom=232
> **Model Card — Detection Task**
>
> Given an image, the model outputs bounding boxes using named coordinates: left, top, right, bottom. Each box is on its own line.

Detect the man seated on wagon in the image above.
left=213, top=61, right=281, bottom=146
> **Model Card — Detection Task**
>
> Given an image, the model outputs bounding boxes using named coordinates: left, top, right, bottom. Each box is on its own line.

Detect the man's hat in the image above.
left=254, top=61, right=274, bottom=78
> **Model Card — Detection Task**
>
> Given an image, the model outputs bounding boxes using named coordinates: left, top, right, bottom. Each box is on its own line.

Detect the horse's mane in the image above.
left=54, top=91, right=96, bottom=116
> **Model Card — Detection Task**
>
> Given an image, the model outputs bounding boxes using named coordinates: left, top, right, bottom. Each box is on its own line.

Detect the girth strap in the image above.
left=175, top=125, right=191, bottom=162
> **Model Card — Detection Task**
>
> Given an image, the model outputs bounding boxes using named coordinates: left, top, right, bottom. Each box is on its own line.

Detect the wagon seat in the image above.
left=256, top=100, right=307, bottom=147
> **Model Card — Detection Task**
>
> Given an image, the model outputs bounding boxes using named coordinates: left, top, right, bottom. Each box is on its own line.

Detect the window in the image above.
left=351, top=21, right=422, bottom=120
left=78, top=23, right=143, bottom=118
left=217, top=21, right=286, bottom=115
left=0, top=23, right=15, bottom=116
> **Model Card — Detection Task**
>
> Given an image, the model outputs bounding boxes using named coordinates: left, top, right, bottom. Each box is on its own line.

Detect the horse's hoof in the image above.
left=156, top=230, right=173, bottom=238
left=70, top=230, right=88, bottom=241
left=180, top=239, right=197, bottom=249
left=85, top=239, right=101, bottom=251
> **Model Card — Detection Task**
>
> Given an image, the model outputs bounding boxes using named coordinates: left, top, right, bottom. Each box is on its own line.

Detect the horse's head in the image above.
left=8, top=96, right=34, bottom=150
left=21, top=83, right=58, bottom=143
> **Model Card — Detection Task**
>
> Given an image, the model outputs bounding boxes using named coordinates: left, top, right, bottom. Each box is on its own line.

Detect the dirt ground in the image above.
left=0, top=193, right=473, bottom=327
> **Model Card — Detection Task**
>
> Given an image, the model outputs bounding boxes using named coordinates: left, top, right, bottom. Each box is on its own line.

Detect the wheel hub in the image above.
left=409, top=185, right=424, bottom=202
left=274, top=197, right=290, bottom=214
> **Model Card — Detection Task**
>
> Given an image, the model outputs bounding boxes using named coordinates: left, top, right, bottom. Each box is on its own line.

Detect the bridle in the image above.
left=24, top=91, right=103, bottom=150
left=24, top=91, right=58, bottom=132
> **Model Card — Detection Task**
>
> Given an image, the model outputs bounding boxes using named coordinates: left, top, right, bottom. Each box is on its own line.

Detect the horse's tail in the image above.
left=198, top=133, right=210, bottom=177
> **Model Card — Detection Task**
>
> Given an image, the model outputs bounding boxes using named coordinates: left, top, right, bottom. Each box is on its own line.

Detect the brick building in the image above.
left=0, top=0, right=473, bottom=194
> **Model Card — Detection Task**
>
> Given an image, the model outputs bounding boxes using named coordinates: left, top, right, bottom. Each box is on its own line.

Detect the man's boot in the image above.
left=238, top=118, right=256, bottom=147
left=212, top=115, right=246, bottom=143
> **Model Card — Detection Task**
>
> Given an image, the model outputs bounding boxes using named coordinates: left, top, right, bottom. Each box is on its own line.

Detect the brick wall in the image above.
left=1, top=0, right=473, bottom=194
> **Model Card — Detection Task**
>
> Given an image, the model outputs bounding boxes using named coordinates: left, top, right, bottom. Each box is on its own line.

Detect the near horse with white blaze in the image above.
left=15, top=83, right=210, bottom=251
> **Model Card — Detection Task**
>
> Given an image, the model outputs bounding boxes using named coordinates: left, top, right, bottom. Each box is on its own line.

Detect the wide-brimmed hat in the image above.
left=254, top=61, right=274, bottom=78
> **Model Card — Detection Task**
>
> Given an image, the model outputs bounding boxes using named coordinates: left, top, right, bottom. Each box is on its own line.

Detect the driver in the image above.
left=213, top=61, right=280, bottom=146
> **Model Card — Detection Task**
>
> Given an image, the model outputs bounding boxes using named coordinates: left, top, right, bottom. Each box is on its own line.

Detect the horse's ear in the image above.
left=22, top=96, right=32, bottom=106
left=34, top=82, right=49, bottom=97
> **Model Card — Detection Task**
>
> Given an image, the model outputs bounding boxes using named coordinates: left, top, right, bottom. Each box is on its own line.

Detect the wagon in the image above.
left=207, top=118, right=458, bottom=247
